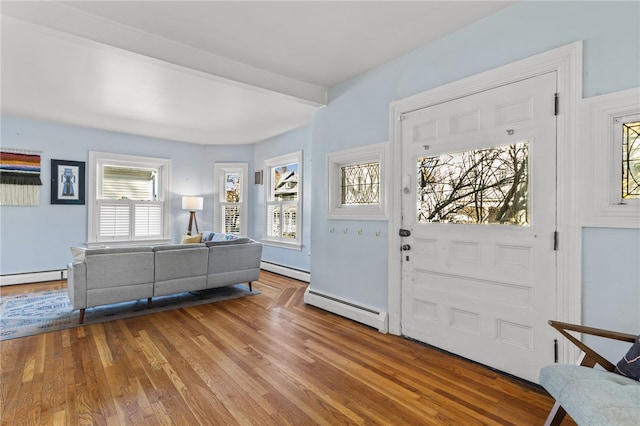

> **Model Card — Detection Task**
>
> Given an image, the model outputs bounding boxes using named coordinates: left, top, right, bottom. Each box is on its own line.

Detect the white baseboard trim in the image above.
left=260, top=261, right=310, bottom=283
left=304, top=287, right=389, bottom=333
left=0, top=269, right=67, bottom=286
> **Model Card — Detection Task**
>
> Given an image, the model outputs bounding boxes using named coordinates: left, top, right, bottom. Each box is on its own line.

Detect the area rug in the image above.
left=0, top=284, right=258, bottom=341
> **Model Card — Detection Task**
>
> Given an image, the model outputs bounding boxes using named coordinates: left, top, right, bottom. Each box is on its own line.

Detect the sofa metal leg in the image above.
left=79, top=308, right=85, bottom=324
left=148, top=298, right=152, bottom=309
left=544, top=401, right=567, bottom=426
left=249, top=282, right=252, bottom=292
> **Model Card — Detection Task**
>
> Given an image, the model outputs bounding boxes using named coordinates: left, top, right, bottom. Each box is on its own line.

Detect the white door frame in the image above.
left=388, top=42, right=583, bottom=365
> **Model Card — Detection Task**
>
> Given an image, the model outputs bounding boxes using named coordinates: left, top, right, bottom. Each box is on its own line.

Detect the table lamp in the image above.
left=182, top=196, right=203, bottom=235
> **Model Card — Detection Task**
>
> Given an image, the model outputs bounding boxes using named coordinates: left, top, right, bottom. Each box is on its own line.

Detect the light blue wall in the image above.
left=0, top=115, right=253, bottom=274
left=309, top=0, right=640, bottom=332
left=253, top=125, right=312, bottom=272
left=582, top=228, right=640, bottom=360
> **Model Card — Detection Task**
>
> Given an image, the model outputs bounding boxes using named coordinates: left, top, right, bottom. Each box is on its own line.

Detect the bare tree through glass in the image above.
left=417, top=141, right=529, bottom=225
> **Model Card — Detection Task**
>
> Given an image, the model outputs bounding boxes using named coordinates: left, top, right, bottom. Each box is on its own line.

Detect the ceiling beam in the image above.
left=1, top=1, right=327, bottom=107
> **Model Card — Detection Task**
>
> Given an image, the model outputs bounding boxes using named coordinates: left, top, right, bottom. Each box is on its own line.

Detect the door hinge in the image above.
left=554, top=93, right=559, bottom=116
left=554, top=339, right=558, bottom=363
left=553, top=231, right=559, bottom=251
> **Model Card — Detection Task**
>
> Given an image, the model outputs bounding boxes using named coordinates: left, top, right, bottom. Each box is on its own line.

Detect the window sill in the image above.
left=261, top=239, right=303, bottom=251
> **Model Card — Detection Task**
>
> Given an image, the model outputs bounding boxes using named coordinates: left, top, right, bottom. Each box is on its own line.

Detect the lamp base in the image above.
left=187, top=211, right=199, bottom=236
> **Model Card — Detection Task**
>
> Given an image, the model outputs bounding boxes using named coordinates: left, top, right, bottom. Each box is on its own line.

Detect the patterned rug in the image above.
left=0, top=284, right=258, bottom=341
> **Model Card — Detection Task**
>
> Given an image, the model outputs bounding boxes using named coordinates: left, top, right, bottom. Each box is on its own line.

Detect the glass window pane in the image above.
left=622, top=121, right=640, bottom=199
left=341, top=162, right=380, bottom=205
left=417, top=141, right=529, bottom=225
left=282, top=203, right=297, bottom=239
left=102, top=166, right=157, bottom=201
left=225, top=172, right=241, bottom=202
left=267, top=204, right=281, bottom=237
left=272, top=163, right=298, bottom=201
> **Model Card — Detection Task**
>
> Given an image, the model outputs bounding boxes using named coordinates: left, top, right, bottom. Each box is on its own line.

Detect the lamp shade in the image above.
left=182, top=196, right=203, bottom=211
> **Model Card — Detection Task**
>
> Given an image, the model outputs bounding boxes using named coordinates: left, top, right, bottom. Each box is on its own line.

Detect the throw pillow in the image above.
left=615, top=335, right=640, bottom=381
left=201, top=231, right=216, bottom=243
left=210, top=233, right=240, bottom=242
left=181, top=233, right=203, bottom=244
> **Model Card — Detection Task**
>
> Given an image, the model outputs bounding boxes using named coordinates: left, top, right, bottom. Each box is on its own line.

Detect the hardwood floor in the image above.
left=1, top=271, right=572, bottom=425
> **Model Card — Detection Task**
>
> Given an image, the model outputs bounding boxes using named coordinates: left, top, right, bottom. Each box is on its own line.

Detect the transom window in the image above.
left=327, top=142, right=388, bottom=220
left=88, top=152, right=170, bottom=246
left=622, top=120, right=640, bottom=200
left=263, top=151, right=302, bottom=248
left=417, top=141, right=529, bottom=225
left=341, top=162, right=380, bottom=205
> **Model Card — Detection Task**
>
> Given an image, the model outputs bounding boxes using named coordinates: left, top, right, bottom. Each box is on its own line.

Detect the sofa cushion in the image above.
left=540, top=364, right=640, bottom=425
left=615, top=335, right=640, bottom=380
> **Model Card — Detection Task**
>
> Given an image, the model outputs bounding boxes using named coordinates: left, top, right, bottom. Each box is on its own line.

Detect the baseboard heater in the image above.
left=0, top=269, right=67, bottom=286
left=260, top=261, right=310, bottom=283
left=304, top=287, right=389, bottom=333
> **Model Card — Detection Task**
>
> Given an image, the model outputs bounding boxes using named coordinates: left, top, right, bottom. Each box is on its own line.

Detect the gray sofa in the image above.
left=67, top=239, right=262, bottom=323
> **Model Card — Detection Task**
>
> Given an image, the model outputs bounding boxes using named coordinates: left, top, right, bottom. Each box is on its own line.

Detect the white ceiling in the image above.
left=1, top=1, right=514, bottom=145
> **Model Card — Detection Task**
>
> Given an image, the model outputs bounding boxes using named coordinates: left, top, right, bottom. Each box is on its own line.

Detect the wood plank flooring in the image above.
left=0, top=271, right=574, bottom=425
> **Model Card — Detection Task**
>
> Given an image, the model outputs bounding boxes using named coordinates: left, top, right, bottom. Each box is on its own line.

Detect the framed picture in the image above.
left=51, top=159, right=85, bottom=205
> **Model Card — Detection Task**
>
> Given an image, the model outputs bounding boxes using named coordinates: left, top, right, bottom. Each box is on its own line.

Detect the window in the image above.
left=264, top=151, right=302, bottom=248
left=417, top=141, right=529, bottom=225
left=582, top=88, right=640, bottom=228
left=327, top=142, right=388, bottom=220
left=620, top=118, right=640, bottom=201
left=88, top=152, right=171, bottom=245
left=213, top=163, right=248, bottom=235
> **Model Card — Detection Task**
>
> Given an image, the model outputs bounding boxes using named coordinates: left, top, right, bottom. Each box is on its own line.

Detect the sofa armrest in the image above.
left=67, top=261, right=87, bottom=309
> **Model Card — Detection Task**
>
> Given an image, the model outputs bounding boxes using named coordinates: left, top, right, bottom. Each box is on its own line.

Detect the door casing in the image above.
left=387, top=41, right=583, bottom=365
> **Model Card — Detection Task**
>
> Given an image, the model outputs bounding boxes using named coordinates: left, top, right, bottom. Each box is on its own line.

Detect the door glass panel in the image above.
left=417, top=141, right=529, bottom=225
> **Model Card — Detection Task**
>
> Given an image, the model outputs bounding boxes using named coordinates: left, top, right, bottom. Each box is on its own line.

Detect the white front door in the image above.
left=400, top=72, right=557, bottom=382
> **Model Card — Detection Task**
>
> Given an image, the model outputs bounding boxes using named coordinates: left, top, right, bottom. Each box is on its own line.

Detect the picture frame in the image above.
left=51, top=159, right=85, bottom=205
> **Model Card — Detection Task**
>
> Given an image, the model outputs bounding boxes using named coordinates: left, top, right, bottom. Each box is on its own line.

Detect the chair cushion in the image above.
left=540, top=364, right=640, bottom=425
left=615, top=335, right=640, bottom=381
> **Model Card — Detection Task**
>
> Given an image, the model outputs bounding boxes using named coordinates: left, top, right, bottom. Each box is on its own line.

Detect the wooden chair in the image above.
left=542, top=320, right=637, bottom=426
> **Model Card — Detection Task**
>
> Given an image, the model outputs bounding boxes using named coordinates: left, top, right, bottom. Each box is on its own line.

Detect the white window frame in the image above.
left=213, top=162, right=248, bottom=235
left=327, top=142, right=389, bottom=220
left=88, top=151, right=171, bottom=246
left=263, top=151, right=302, bottom=250
left=581, top=87, right=640, bottom=228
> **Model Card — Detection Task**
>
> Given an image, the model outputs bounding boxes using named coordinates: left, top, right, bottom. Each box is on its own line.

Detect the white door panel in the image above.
left=400, top=72, right=557, bottom=382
